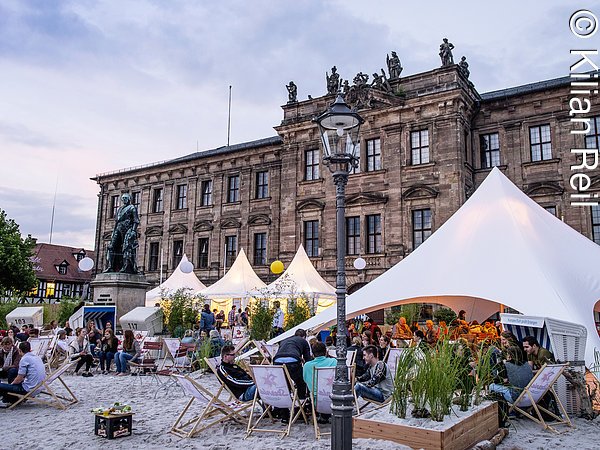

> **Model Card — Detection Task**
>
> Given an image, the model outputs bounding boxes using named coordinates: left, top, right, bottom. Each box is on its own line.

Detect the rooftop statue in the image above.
left=286, top=81, right=297, bottom=103
left=439, top=38, right=455, bottom=66
left=386, top=51, right=403, bottom=79
left=326, top=66, right=340, bottom=94
left=459, top=56, right=470, bottom=79
left=104, top=193, right=140, bottom=274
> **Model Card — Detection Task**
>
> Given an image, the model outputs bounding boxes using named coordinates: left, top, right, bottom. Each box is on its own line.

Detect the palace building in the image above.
left=92, top=60, right=600, bottom=307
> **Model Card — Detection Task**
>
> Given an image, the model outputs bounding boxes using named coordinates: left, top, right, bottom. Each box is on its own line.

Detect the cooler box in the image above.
left=119, top=307, right=163, bottom=336
left=6, top=306, right=44, bottom=328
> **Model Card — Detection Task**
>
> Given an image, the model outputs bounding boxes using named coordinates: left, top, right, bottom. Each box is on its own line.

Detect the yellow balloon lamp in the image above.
left=270, top=260, right=284, bottom=274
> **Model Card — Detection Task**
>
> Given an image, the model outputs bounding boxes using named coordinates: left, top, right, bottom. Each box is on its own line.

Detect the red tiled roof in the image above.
left=31, top=243, right=95, bottom=283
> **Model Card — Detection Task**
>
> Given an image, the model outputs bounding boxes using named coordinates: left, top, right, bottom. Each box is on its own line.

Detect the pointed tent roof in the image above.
left=200, top=248, right=266, bottom=298
left=145, top=254, right=206, bottom=306
left=266, top=168, right=600, bottom=365
left=266, top=244, right=336, bottom=297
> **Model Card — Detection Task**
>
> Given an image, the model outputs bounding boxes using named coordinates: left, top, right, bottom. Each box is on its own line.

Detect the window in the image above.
left=412, top=209, right=432, bottom=249
left=225, top=235, right=238, bottom=267
left=255, top=171, right=269, bottom=199
left=592, top=206, right=600, bottom=245
left=305, top=149, right=320, bottom=181
left=253, top=232, right=267, bottom=265
left=131, top=191, right=141, bottom=209
left=480, top=133, right=500, bottom=168
left=411, top=130, right=430, bottom=165
left=544, top=205, right=557, bottom=216
left=530, top=124, right=552, bottom=161
left=110, top=195, right=119, bottom=218
left=197, top=238, right=209, bottom=269
left=366, top=214, right=382, bottom=254
left=585, top=116, right=600, bottom=151
left=366, top=138, right=381, bottom=171
left=227, top=175, right=240, bottom=203
left=304, top=220, right=319, bottom=257
left=74, top=251, right=85, bottom=261
left=200, top=180, right=212, bottom=206
left=63, top=283, right=71, bottom=297
left=350, top=142, right=361, bottom=174
left=149, top=242, right=160, bottom=271
left=346, top=216, right=360, bottom=255
left=172, top=240, right=183, bottom=268
left=57, top=265, right=67, bottom=275
left=72, top=284, right=83, bottom=298
left=152, top=188, right=163, bottom=213
left=176, top=184, right=187, bottom=209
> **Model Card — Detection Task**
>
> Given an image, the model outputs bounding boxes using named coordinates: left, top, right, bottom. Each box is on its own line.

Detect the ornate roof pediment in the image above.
left=168, top=223, right=188, bottom=234
left=248, top=214, right=271, bottom=226
left=297, top=198, right=325, bottom=211
left=221, top=218, right=241, bottom=229
left=145, top=226, right=163, bottom=237
left=525, top=182, right=564, bottom=197
left=402, top=185, right=439, bottom=200
left=346, top=192, right=388, bottom=206
left=193, top=220, right=214, bottom=232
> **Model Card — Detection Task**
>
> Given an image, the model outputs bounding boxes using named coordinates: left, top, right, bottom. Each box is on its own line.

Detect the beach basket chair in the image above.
left=169, top=374, right=252, bottom=438
left=246, top=364, right=309, bottom=439
left=310, top=366, right=336, bottom=439
left=8, top=360, right=78, bottom=410
left=508, top=363, right=572, bottom=433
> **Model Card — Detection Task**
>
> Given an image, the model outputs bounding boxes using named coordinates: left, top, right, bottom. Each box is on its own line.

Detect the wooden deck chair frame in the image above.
left=246, top=364, right=309, bottom=439
left=311, top=366, right=336, bottom=439
left=253, top=340, right=275, bottom=364
left=204, top=356, right=235, bottom=401
left=170, top=374, right=251, bottom=438
left=508, top=363, right=572, bottom=433
left=233, top=337, right=250, bottom=356
left=8, top=360, right=78, bottom=410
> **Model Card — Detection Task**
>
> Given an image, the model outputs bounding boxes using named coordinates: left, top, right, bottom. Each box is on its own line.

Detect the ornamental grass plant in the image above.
left=390, top=347, right=417, bottom=419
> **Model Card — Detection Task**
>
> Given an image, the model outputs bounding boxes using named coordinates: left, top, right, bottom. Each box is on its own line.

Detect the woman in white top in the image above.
left=69, top=328, right=94, bottom=377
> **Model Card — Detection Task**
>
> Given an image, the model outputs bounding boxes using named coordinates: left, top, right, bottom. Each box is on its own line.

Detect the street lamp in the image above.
left=315, top=94, right=364, bottom=450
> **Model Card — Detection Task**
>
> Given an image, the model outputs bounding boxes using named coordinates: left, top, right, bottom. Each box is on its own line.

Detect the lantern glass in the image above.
left=316, top=95, right=363, bottom=160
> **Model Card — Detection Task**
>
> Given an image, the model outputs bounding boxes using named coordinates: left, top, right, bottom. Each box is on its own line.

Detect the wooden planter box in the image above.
left=353, top=402, right=498, bottom=450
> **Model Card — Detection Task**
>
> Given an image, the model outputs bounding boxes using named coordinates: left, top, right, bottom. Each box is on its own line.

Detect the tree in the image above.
left=0, top=209, right=37, bottom=295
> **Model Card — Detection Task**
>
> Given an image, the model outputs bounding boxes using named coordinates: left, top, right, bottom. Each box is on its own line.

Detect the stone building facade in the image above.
left=92, top=64, right=600, bottom=299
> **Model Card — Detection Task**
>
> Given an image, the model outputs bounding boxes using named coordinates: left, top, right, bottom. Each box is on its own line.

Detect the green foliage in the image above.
left=390, top=348, right=418, bottom=419
left=161, top=288, right=202, bottom=337
left=423, top=339, right=461, bottom=421
left=0, top=300, right=19, bottom=329
left=0, top=210, right=37, bottom=295
left=386, top=303, right=420, bottom=325
left=284, top=294, right=312, bottom=331
left=57, top=298, right=80, bottom=325
left=471, top=342, right=496, bottom=406
left=433, top=307, right=457, bottom=325
left=194, top=338, right=213, bottom=371
left=249, top=300, right=274, bottom=341
left=42, top=304, right=60, bottom=326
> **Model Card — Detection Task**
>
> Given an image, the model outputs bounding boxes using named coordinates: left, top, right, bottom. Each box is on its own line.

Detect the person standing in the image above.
left=200, top=304, right=215, bottom=334
left=272, top=301, right=284, bottom=338
left=0, top=341, right=46, bottom=407
left=227, top=305, right=236, bottom=328
left=215, top=309, right=225, bottom=331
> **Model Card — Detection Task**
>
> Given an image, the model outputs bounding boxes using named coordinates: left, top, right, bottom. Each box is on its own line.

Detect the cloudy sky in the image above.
left=0, top=0, right=592, bottom=249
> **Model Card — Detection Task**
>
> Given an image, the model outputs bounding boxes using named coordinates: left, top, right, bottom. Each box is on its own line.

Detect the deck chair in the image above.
left=246, top=364, right=309, bottom=439
left=508, top=363, right=572, bottom=433
left=170, top=374, right=251, bottom=437
left=161, top=338, right=182, bottom=369
left=253, top=340, right=276, bottom=364
left=385, top=348, right=406, bottom=381
left=29, top=338, right=51, bottom=360
left=8, top=360, right=78, bottom=410
left=205, top=356, right=254, bottom=406
left=310, top=366, right=335, bottom=439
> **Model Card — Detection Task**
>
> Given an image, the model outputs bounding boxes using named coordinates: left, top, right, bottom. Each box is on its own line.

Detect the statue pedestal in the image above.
left=91, top=273, right=150, bottom=327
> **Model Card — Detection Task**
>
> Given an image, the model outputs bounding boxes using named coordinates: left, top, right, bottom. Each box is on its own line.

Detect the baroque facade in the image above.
left=93, top=63, right=600, bottom=299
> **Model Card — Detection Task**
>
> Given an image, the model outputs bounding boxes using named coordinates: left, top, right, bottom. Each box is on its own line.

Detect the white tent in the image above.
left=266, top=244, right=336, bottom=313
left=264, top=168, right=600, bottom=366
left=145, top=254, right=207, bottom=306
left=199, top=248, right=267, bottom=311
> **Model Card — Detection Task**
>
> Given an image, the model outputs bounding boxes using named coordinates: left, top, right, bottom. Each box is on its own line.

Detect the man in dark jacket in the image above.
left=273, top=329, right=313, bottom=399
left=217, top=345, right=256, bottom=402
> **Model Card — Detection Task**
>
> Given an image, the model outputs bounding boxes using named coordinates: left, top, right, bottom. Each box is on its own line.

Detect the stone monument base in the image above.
left=91, top=273, right=150, bottom=328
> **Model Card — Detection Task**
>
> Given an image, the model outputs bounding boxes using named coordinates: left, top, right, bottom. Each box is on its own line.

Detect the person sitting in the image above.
left=424, top=320, right=438, bottom=346
left=325, top=335, right=336, bottom=356
left=438, top=320, right=449, bottom=337
left=522, top=336, right=555, bottom=372
left=303, top=341, right=336, bottom=424
left=86, top=320, right=102, bottom=357
left=114, top=330, right=141, bottom=375
left=216, top=345, right=256, bottom=402
left=27, top=327, right=40, bottom=340
left=15, top=326, right=29, bottom=343
left=215, top=309, right=225, bottom=331
left=0, top=341, right=46, bottom=407
left=181, top=330, right=196, bottom=344
left=354, top=345, right=393, bottom=403
left=363, top=320, right=382, bottom=344
left=500, top=331, right=526, bottom=362
left=411, top=330, right=428, bottom=350
left=377, top=335, right=393, bottom=360
left=63, top=321, right=73, bottom=336
left=361, top=330, right=372, bottom=347
left=392, top=316, right=413, bottom=340
left=489, top=345, right=533, bottom=403
left=49, top=330, right=69, bottom=369
left=209, top=330, right=225, bottom=357
left=69, top=328, right=94, bottom=377
left=97, top=329, right=119, bottom=374
left=0, top=337, right=21, bottom=383
left=348, top=336, right=367, bottom=378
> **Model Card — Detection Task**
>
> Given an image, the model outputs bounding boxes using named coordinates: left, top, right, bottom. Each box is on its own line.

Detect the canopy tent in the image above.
left=145, top=254, right=207, bottom=306
left=262, top=168, right=600, bottom=366
left=266, top=244, right=336, bottom=313
left=199, top=248, right=267, bottom=313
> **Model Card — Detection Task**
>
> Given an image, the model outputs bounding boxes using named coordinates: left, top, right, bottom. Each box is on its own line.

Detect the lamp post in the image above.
left=315, top=94, right=364, bottom=450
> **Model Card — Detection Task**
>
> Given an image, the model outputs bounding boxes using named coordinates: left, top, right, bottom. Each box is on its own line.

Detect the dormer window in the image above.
left=56, top=261, right=69, bottom=275
left=73, top=250, right=85, bottom=261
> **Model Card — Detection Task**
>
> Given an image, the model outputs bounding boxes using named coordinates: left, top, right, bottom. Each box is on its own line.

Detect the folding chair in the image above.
left=311, top=366, right=335, bottom=439
left=129, top=339, right=162, bottom=384
left=8, top=361, right=78, bottom=410
left=508, top=363, right=573, bottom=433
left=29, top=338, right=51, bottom=360
left=246, top=364, right=309, bottom=439
left=253, top=340, right=276, bottom=364
left=169, top=374, right=252, bottom=438
left=205, top=356, right=253, bottom=405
